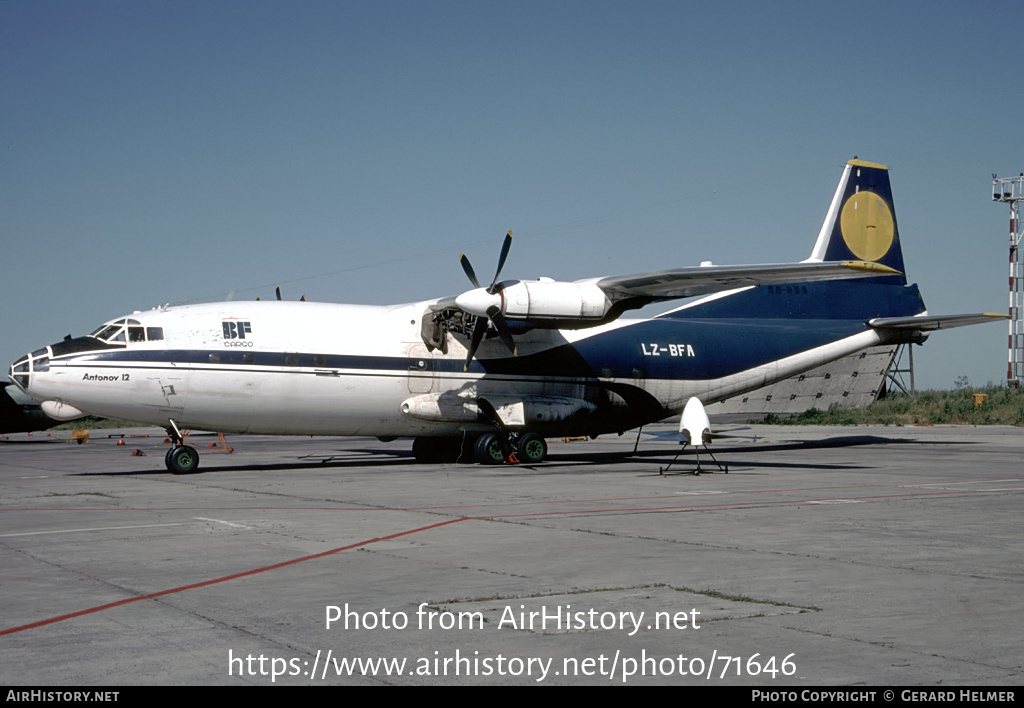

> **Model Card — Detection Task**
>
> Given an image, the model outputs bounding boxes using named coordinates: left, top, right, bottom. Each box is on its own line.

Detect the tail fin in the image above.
left=808, top=159, right=906, bottom=284
left=665, top=157, right=925, bottom=322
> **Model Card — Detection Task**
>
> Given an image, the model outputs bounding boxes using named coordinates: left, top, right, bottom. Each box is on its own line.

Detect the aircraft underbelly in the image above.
left=182, top=370, right=257, bottom=432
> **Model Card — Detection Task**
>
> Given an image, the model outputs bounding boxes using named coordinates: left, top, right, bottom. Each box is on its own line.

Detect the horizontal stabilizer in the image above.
left=868, top=313, right=1007, bottom=332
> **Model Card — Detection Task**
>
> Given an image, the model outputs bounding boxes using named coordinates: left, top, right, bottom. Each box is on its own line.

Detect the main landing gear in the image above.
left=164, top=419, right=199, bottom=474
left=412, top=432, right=548, bottom=465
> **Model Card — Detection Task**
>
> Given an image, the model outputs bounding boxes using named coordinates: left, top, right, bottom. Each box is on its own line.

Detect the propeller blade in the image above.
left=275, top=285, right=282, bottom=301
left=460, top=230, right=517, bottom=368
left=460, top=254, right=481, bottom=289
left=464, top=318, right=488, bottom=371
left=489, top=230, right=513, bottom=292
left=487, top=306, right=517, bottom=356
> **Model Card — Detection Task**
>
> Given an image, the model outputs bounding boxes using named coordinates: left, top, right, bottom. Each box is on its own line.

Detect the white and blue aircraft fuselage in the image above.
left=9, top=160, right=1003, bottom=472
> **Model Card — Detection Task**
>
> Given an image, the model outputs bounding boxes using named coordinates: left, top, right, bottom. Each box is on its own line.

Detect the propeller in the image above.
left=456, top=231, right=518, bottom=369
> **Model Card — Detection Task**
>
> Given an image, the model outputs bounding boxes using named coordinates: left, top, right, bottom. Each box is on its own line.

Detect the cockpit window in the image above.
left=89, top=319, right=165, bottom=344
left=93, top=325, right=125, bottom=342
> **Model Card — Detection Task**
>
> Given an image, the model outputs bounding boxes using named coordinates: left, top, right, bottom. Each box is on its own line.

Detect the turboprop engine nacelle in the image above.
left=454, top=278, right=612, bottom=322
left=498, top=278, right=611, bottom=321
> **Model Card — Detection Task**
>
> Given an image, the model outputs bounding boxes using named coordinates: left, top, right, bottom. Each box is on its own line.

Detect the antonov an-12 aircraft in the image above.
left=9, top=159, right=1004, bottom=473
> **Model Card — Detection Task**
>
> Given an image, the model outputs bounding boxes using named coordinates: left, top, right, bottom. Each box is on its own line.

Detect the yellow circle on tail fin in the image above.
left=840, top=191, right=894, bottom=261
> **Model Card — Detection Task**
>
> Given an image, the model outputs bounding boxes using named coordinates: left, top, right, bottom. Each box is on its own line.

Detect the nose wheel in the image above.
left=164, top=418, right=200, bottom=474
left=165, top=444, right=200, bottom=474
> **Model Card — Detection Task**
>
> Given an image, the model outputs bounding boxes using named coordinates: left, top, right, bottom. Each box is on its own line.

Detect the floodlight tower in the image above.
left=992, top=173, right=1024, bottom=385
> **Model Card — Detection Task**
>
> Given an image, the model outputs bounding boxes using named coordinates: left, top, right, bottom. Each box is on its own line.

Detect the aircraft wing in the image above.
left=429, top=259, right=900, bottom=317
left=594, top=260, right=900, bottom=303
left=868, top=313, right=1008, bottom=332
left=422, top=253, right=901, bottom=360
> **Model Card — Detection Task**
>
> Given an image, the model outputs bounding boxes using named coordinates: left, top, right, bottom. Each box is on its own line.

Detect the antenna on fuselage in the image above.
left=256, top=286, right=306, bottom=302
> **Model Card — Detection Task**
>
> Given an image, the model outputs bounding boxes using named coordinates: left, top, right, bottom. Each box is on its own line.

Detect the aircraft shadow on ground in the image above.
left=536, top=435, right=980, bottom=475
left=73, top=450, right=413, bottom=476
left=69, top=434, right=979, bottom=477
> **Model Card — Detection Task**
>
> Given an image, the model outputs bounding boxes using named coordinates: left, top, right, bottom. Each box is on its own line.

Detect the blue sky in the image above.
left=3, top=0, right=1022, bottom=391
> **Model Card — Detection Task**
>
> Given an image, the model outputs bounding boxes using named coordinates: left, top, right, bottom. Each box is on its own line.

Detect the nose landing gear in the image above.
left=164, top=419, right=200, bottom=474
left=165, top=444, right=200, bottom=474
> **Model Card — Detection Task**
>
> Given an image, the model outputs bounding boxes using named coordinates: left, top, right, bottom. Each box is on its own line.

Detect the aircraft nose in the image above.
left=9, top=347, right=51, bottom=394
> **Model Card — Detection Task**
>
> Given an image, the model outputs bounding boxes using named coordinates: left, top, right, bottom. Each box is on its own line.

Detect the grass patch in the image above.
left=51, top=416, right=152, bottom=431
left=757, top=386, right=1024, bottom=426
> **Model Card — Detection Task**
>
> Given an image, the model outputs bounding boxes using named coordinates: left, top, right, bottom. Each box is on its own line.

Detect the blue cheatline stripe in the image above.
left=54, top=314, right=882, bottom=383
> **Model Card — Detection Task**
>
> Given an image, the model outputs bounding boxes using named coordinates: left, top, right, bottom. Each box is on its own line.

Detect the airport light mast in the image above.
left=992, top=173, right=1024, bottom=385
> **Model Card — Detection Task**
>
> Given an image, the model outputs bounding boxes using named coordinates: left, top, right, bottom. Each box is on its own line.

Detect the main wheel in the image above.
left=474, top=433, right=509, bottom=465
left=167, top=445, right=200, bottom=474
left=516, top=433, right=548, bottom=464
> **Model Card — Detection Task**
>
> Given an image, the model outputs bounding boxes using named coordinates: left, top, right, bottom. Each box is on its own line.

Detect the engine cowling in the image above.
left=498, top=278, right=611, bottom=321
